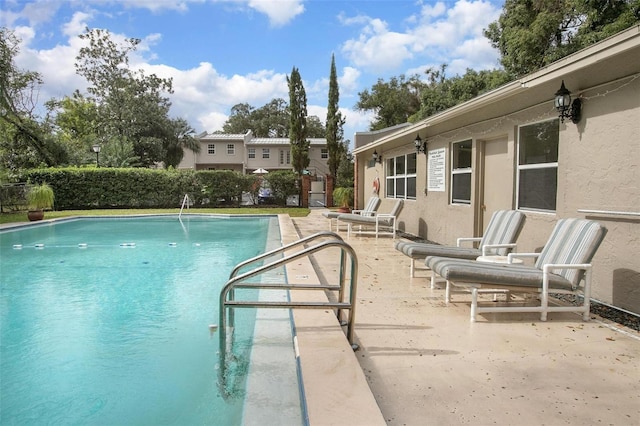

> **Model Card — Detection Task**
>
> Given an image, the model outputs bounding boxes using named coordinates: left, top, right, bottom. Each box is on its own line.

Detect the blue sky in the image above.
left=2, top=0, right=505, bottom=146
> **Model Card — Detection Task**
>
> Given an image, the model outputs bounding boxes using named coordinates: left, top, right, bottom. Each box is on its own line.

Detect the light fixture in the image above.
left=414, top=133, right=426, bottom=154
left=554, top=80, right=582, bottom=124
left=372, top=150, right=382, bottom=164
left=92, top=144, right=101, bottom=167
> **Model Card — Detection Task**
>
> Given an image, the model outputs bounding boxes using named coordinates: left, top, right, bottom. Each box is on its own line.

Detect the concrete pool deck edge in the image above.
left=278, top=214, right=386, bottom=426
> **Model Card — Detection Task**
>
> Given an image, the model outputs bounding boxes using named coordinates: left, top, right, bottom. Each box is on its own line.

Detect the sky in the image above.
left=2, top=0, right=505, bottom=147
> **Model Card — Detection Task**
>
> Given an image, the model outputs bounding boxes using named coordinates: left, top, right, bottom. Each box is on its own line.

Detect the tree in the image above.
left=355, top=74, right=423, bottom=130
left=484, top=0, right=640, bottom=77
left=306, top=115, right=326, bottom=138
left=325, top=54, right=346, bottom=178
left=222, top=102, right=256, bottom=134
left=254, top=98, right=289, bottom=137
left=75, top=27, right=175, bottom=167
left=0, top=28, right=68, bottom=172
left=335, top=146, right=354, bottom=189
left=287, top=67, right=310, bottom=175
left=45, top=92, right=100, bottom=165
left=222, top=99, right=289, bottom=137
left=163, top=117, right=199, bottom=168
left=411, top=66, right=511, bottom=121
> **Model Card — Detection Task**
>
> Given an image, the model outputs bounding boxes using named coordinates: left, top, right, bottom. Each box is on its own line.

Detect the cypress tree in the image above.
left=325, top=54, right=345, bottom=178
left=287, top=66, right=309, bottom=175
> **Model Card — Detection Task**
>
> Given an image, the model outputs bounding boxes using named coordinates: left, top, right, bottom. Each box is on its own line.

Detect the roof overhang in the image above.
left=354, top=25, right=640, bottom=154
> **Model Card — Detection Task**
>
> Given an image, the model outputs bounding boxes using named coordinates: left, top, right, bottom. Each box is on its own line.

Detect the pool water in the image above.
left=0, top=215, right=299, bottom=425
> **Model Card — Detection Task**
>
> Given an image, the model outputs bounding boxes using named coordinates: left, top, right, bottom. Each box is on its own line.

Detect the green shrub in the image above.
left=20, top=167, right=252, bottom=210
left=265, top=170, right=299, bottom=205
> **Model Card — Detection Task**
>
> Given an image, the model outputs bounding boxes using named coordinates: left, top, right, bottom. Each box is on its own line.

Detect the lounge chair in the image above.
left=395, top=210, right=526, bottom=278
left=322, top=196, right=381, bottom=232
left=425, top=218, right=607, bottom=322
left=337, top=199, right=404, bottom=239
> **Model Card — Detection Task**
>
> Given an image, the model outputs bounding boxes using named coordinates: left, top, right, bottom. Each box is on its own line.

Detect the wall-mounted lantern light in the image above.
left=554, top=80, right=582, bottom=124
left=372, top=150, right=382, bottom=164
left=414, top=133, right=427, bottom=154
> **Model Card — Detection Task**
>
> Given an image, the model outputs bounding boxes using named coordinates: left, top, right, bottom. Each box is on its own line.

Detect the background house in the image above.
left=178, top=130, right=330, bottom=176
left=352, top=25, right=640, bottom=315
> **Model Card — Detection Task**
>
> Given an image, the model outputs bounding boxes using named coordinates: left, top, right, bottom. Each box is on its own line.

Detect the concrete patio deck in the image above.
left=291, top=208, right=640, bottom=425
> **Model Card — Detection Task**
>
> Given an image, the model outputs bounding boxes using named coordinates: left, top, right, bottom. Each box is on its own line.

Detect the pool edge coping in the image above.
left=277, top=214, right=386, bottom=425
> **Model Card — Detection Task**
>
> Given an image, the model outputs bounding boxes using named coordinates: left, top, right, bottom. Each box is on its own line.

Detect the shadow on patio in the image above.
left=292, top=209, right=640, bottom=425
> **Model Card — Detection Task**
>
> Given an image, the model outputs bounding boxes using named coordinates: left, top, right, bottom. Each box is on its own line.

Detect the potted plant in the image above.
left=26, top=182, right=55, bottom=221
left=332, top=187, right=354, bottom=213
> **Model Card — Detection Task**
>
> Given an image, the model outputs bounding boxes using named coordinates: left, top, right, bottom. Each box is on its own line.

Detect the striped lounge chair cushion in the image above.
left=534, top=218, right=608, bottom=288
left=479, top=210, right=526, bottom=255
left=424, top=256, right=576, bottom=291
left=395, top=241, right=480, bottom=260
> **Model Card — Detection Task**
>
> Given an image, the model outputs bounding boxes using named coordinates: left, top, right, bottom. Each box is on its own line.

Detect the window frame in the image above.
left=516, top=118, right=559, bottom=213
left=248, top=148, right=255, bottom=159
left=207, top=143, right=215, bottom=155
left=262, top=148, right=270, bottom=159
left=385, top=152, right=417, bottom=200
left=227, top=143, right=235, bottom=155
left=450, top=139, right=472, bottom=205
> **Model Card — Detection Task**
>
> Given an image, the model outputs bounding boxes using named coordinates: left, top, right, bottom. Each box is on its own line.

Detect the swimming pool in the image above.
left=0, top=215, right=303, bottom=425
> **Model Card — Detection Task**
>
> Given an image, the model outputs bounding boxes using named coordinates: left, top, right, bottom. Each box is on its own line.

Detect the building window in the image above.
left=279, top=150, right=284, bottom=164
left=207, top=144, right=215, bottom=155
left=286, top=151, right=290, bottom=164
left=451, top=140, right=472, bottom=205
left=262, top=148, right=270, bottom=159
left=248, top=148, right=255, bottom=159
left=227, top=144, right=234, bottom=155
left=517, top=119, right=559, bottom=212
left=321, top=148, right=328, bottom=159
left=385, top=153, right=417, bottom=200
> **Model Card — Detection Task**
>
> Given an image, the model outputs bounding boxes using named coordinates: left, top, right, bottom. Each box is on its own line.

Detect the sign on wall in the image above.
left=428, top=148, right=446, bottom=192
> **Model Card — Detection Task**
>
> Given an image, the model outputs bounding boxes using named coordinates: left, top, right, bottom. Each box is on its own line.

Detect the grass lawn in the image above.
left=0, top=207, right=310, bottom=225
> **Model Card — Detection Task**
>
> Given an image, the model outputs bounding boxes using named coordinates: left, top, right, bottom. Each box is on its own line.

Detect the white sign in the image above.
left=428, top=148, right=446, bottom=192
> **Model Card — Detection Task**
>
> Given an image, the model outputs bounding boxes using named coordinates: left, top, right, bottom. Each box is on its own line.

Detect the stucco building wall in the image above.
left=352, top=27, right=640, bottom=314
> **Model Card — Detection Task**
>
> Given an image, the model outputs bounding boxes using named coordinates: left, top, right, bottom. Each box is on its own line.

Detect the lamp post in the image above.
left=92, top=144, right=101, bottom=167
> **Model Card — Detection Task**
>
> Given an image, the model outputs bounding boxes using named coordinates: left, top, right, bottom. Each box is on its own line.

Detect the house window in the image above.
left=248, top=148, right=255, bottom=159
left=385, top=153, right=417, bottom=200
left=279, top=150, right=284, bottom=164
left=321, top=148, right=328, bottom=159
left=227, top=144, right=234, bottom=155
left=207, top=144, right=215, bottom=155
left=286, top=151, right=290, bottom=164
left=451, top=140, right=472, bottom=205
left=517, top=119, right=559, bottom=212
left=262, top=149, right=270, bottom=159
left=279, top=150, right=291, bottom=165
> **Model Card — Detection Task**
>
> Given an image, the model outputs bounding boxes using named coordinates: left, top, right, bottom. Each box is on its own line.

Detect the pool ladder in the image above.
left=216, top=231, right=359, bottom=389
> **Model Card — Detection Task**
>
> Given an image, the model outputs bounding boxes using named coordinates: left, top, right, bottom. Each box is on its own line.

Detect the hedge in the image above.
left=17, top=168, right=297, bottom=210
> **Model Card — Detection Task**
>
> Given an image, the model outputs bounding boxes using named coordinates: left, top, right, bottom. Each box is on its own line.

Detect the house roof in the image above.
left=353, top=24, right=640, bottom=154
left=199, top=133, right=246, bottom=140
left=247, top=138, right=327, bottom=146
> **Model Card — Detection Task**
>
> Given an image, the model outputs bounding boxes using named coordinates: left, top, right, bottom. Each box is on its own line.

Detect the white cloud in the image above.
left=341, top=17, right=414, bottom=72
left=340, top=0, right=500, bottom=75
left=62, top=11, right=93, bottom=37
left=247, top=0, right=305, bottom=27
left=339, top=66, right=360, bottom=96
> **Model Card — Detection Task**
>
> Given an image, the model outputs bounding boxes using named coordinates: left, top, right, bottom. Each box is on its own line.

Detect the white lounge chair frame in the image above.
left=322, top=196, right=380, bottom=232
left=337, top=199, right=404, bottom=239
left=395, top=210, right=526, bottom=279
left=425, top=218, right=607, bottom=322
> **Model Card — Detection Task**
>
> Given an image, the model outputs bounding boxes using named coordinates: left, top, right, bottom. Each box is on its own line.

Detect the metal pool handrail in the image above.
left=215, top=233, right=358, bottom=397
left=228, top=230, right=343, bottom=279
left=178, top=194, right=190, bottom=218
